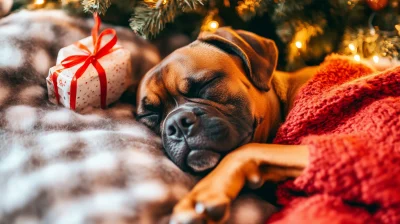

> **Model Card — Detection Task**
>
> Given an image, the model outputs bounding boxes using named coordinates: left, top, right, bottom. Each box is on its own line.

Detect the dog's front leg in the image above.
left=170, top=143, right=309, bottom=224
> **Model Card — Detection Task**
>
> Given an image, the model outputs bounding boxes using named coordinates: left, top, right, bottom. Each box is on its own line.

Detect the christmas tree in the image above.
left=5, top=0, right=400, bottom=71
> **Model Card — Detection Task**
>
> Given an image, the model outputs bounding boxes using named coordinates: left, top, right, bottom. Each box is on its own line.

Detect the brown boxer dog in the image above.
left=136, top=27, right=316, bottom=224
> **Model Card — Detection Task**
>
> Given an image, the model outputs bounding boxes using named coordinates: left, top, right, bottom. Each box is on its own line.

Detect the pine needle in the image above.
left=179, top=0, right=205, bottom=12
left=81, top=0, right=112, bottom=15
left=130, top=0, right=179, bottom=38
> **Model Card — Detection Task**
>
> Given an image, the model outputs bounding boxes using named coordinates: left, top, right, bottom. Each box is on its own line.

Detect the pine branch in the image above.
left=81, top=0, right=112, bottom=15
left=236, top=0, right=270, bottom=21
left=130, top=0, right=207, bottom=38
left=179, top=0, right=205, bottom=12
left=130, top=0, right=179, bottom=38
left=271, top=0, right=310, bottom=23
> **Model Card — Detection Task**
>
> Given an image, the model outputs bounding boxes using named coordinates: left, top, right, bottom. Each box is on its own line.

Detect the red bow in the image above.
left=51, top=13, right=118, bottom=110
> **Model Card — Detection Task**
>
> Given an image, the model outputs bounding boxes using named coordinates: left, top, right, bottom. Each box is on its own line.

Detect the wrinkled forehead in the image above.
left=163, top=43, right=235, bottom=79
left=140, top=43, right=239, bottom=97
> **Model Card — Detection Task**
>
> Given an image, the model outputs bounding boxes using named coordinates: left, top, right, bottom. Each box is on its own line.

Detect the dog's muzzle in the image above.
left=162, top=104, right=242, bottom=173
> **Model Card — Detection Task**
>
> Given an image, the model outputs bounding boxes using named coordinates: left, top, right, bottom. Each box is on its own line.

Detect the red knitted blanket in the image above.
left=269, top=56, right=400, bottom=224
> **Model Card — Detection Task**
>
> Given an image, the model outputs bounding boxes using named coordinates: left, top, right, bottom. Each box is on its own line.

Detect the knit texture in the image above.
left=269, top=56, right=400, bottom=224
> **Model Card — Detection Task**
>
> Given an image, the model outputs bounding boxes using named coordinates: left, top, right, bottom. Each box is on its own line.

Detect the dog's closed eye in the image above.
left=137, top=112, right=161, bottom=133
left=180, top=72, right=224, bottom=99
left=137, top=96, right=163, bottom=131
left=137, top=112, right=160, bottom=126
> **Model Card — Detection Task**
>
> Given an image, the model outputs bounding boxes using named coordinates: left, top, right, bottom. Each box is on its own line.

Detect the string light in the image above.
left=373, top=55, right=380, bottom=63
left=34, top=0, right=45, bottom=5
left=201, top=9, right=221, bottom=32
left=341, top=12, right=399, bottom=63
left=295, top=41, right=303, bottom=49
left=369, top=28, right=376, bottom=35
left=348, top=43, right=356, bottom=51
left=207, top=20, right=219, bottom=31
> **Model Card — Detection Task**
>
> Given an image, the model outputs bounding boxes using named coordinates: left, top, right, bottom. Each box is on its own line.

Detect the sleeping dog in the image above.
left=136, top=28, right=318, bottom=223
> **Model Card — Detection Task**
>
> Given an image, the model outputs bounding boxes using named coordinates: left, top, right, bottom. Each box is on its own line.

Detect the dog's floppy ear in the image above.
left=198, top=27, right=278, bottom=91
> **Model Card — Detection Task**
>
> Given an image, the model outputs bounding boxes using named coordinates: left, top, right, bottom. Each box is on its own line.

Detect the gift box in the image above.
left=46, top=14, right=132, bottom=112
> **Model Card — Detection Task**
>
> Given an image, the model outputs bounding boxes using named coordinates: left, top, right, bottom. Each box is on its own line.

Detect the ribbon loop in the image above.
left=52, top=12, right=118, bottom=110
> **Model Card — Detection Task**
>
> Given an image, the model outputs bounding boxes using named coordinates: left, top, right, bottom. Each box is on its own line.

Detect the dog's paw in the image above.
left=169, top=150, right=261, bottom=224
left=170, top=187, right=231, bottom=224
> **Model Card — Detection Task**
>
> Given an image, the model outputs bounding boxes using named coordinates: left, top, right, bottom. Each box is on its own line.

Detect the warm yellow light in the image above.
left=396, top=25, right=400, bottom=35
left=295, top=41, right=302, bottom=49
left=144, top=0, right=167, bottom=7
left=208, top=21, right=219, bottom=30
left=369, top=28, right=376, bottom=35
left=354, top=54, right=361, bottom=62
left=348, top=43, right=355, bottom=51
left=373, top=55, right=380, bottom=63
left=34, top=0, right=45, bottom=5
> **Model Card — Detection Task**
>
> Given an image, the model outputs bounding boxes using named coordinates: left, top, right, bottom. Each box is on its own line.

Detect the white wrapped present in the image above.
left=46, top=17, right=132, bottom=112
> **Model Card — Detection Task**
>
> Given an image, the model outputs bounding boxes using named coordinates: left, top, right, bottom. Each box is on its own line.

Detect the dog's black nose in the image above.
left=165, top=110, right=198, bottom=139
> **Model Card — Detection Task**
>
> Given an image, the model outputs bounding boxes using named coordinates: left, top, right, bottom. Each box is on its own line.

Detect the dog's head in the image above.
left=136, top=27, right=281, bottom=173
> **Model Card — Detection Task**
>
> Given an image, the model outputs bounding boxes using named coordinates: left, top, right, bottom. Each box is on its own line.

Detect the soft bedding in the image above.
left=0, top=10, right=275, bottom=224
left=269, top=56, right=400, bottom=223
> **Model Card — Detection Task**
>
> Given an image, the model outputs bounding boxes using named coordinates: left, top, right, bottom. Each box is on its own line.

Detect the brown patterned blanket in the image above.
left=0, top=10, right=276, bottom=224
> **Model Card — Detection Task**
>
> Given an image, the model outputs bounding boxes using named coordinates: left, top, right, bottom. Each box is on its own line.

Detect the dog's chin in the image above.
left=186, top=150, right=221, bottom=173
left=184, top=133, right=253, bottom=173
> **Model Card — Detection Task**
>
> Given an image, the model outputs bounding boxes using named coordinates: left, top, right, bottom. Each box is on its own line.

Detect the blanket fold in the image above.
left=0, top=10, right=277, bottom=224
left=271, top=56, right=400, bottom=224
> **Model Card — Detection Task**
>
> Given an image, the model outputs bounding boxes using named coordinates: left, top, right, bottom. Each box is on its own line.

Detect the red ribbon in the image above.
left=51, top=13, right=118, bottom=110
